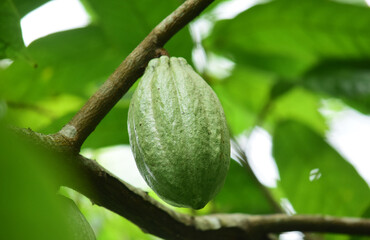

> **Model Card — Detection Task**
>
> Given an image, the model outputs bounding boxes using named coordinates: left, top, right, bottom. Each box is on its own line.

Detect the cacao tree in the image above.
left=0, top=0, right=370, bottom=239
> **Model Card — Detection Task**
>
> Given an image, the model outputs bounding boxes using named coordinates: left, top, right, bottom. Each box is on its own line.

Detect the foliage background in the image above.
left=1, top=0, right=369, bottom=239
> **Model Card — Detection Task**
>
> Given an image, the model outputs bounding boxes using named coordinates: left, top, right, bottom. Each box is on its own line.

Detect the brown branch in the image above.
left=16, top=128, right=370, bottom=240
left=59, top=151, right=370, bottom=240
left=58, top=0, right=215, bottom=150
left=248, top=215, right=370, bottom=236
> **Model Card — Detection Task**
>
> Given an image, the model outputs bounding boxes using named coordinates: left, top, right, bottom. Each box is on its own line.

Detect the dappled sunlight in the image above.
left=21, top=0, right=90, bottom=46
left=321, top=100, right=370, bottom=185
left=280, top=231, right=304, bottom=240
left=81, top=145, right=149, bottom=190
left=232, top=127, right=280, bottom=188
left=309, top=168, right=322, bottom=182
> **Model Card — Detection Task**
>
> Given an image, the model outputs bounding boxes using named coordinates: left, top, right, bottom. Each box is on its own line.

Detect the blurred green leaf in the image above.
left=213, top=85, right=255, bottom=135
left=273, top=120, right=370, bottom=216
left=0, top=0, right=26, bottom=60
left=361, top=205, right=370, bottom=218
left=302, top=60, right=370, bottom=113
left=58, top=195, right=96, bottom=240
left=83, top=104, right=130, bottom=149
left=62, top=188, right=159, bottom=240
left=206, top=0, right=370, bottom=78
left=0, top=123, right=75, bottom=239
left=267, top=87, right=327, bottom=134
left=213, top=160, right=275, bottom=214
left=83, top=0, right=193, bottom=62
left=212, top=67, right=275, bottom=134
left=4, top=94, right=84, bottom=131
left=12, top=0, right=50, bottom=17
left=40, top=104, right=130, bottom=149
left=269, top=81, right=295, bottom=101
left=4, top=101, right=54, bottom=130
left=216, top=67, right=275, bottom=114
left=40, top=112, right=76, bottom=133
left=0, top=26, right=123, bottom=101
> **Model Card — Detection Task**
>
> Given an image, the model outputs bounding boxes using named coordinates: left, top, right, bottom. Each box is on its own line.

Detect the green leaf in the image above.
left=4, top=94, right=84, bottom=131
left=212, top=67, right=275, bottom=134
left=0, top=26, right=123, bottom=101
left=62, top=189, right=157, bottom=240
left=0, top=0, right=26, bottom=60
left=269, top=81, right=295, bottom=101
left=82, top=104, right=130, bottom=149
left=12, top=0, right=50, bottom=17
left=302, top=60, right=370, bottom=113
left=0, top=123, right=77, bottom=240
left=273, top=120, right=370, bottom=216
left=39, top=112, right=76, bottom=134
left=216, top=67, right=275, bottom=114
left=213, top=85, right=255, bottom=135
left=82, top=0, right=193, bottom=61
left=213, top=160, right=275, bottom=214
left=267, top=87, right=327, bottom=134
left=361, top=205, right=370, bottom=218
left=58, top=195, right=96, bottom=240
left=40, top=104, right=130, bottom=149
left=206, top=0, right=370, bottom=78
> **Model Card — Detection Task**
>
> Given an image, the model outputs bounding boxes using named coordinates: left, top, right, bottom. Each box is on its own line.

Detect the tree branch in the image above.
left=248, top=215, right=370, bottom=236
left=17, top=120, right=370, bottom=240
left=58, top=0, right=215, bottom=150
left=59, top=149, right=370, bottom=240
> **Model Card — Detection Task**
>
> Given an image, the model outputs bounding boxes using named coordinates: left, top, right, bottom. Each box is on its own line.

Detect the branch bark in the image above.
left=53, top=146, right=370, bottom=240
left=18, top=128, right=370, bottom=240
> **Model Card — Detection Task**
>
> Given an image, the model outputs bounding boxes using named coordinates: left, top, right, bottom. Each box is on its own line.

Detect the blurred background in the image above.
left=1, top=0, right=370, bottom=239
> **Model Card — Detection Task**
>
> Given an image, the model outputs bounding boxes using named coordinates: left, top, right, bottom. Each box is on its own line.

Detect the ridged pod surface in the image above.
left=128, top=56, right=230, bottom=209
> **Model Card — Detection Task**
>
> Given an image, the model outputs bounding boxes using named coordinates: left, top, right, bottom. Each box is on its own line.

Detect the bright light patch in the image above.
left=232, top=127, right=280, bottom=188
left=325, top=108, right=370, bottom=185
left=204, top=53, right=235, bottom=80
left=82, top=146, right=149, bottom=190
left=309, top=168, right=322, bottom=182
left=280, top=231, right=304, bottom=240
left=0, top=59, right=13, bottom=69
left=190, top=0, right=260, bottom=73
left=190, top=18, right=213, bottom=42
left=246, top=128, right=280, bottom=188
left=280, top=198, right=296, bottom=215
left=213, top=0, right=260, bottom=20
left=21, top=0, right=90, bottom=46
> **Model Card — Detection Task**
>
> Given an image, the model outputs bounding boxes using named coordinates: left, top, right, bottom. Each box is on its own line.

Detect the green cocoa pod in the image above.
left=128, top=56, right=230, bottom=209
